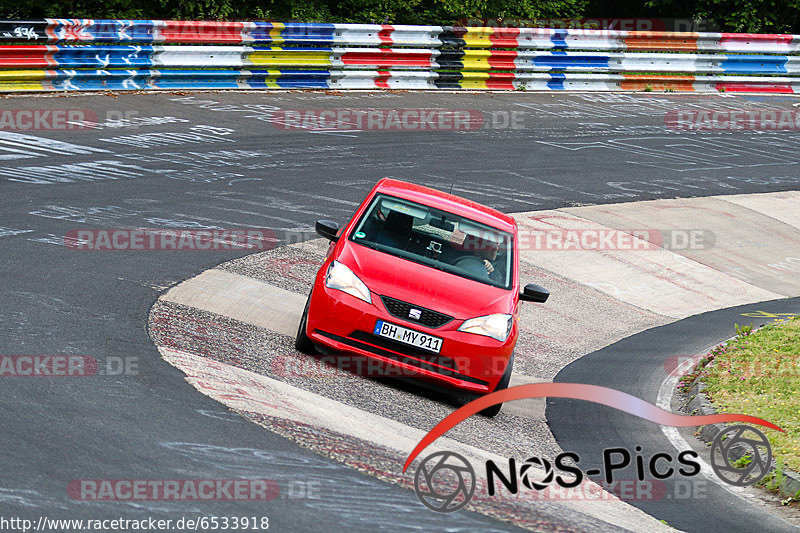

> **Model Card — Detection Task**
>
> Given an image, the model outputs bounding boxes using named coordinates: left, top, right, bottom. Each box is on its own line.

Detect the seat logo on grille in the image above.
left=408, top=308, right=422, bottom=320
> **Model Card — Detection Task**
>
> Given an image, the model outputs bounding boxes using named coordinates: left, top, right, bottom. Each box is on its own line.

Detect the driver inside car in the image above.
left=475, top=238, right=504, bottom=281
left=453, top=232, right=505, bottom=283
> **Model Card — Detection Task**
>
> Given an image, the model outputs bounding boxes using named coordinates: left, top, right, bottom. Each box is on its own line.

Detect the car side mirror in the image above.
left=520, top=283, right=549, bottom=303
left=316, top=220, right=340, bottom=241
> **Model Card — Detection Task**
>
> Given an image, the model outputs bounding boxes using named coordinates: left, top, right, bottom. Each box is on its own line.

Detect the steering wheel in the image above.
left=453, top=255, right=490, bottom=278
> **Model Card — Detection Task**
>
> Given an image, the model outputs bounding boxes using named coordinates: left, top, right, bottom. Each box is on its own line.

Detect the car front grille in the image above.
left=349, top=331, right=456, bottom=366
left=380, top=295, right=453, bottom=328
left=313, top=329, right=488, bottom=386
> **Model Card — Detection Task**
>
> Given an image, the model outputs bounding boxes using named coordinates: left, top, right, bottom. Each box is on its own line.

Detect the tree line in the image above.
left=2, top=0, right=798, bottom=34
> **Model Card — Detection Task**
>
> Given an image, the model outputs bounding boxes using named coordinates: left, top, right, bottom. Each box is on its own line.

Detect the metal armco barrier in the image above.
left=2, top=18, right=800, bottom=92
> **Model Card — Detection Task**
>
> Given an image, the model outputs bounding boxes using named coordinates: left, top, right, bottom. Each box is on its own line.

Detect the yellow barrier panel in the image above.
left=247, top=49, right=331, bottom=67
left=0, top=69, right=47, bottom=91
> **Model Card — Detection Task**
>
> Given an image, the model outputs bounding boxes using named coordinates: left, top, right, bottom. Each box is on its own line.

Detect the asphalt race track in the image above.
left=549, top=296, right=800, bottom=532
left=1, top=91, right=800, bottom=532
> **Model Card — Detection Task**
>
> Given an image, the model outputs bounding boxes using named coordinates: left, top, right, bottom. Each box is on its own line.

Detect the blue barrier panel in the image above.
left=49, top=19, right=156, bottom=42
left=247, top=69, right=331, bottom=88
left=546, top=72, right=567, bottom=89
left=533, top=52, right=611, bottom=69
left=49, top=68, right=152, bottom=90
left=53, top=45, right=154, bottom=67
left=250, top=22, right=337, bottom=44
left=151, top=69, right=242, bottom=89
left=550, top=30, right=569, bottom=50
left=720, top=54, right=789, bottom=74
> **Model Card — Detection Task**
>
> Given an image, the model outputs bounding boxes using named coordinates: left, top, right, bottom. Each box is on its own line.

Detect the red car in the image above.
left=296, top=178, right=548, bottom=416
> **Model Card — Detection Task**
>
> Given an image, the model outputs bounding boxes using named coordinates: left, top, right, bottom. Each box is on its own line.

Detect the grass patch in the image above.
left=695, top=316, right=800, bottom=472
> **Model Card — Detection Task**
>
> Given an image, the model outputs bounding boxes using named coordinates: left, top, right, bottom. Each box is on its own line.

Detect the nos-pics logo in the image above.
left=413, top=425, right=773, bottom=513
left=404, top=383, right=782, bottom=513
left=414, top=451, right=476, bottom=512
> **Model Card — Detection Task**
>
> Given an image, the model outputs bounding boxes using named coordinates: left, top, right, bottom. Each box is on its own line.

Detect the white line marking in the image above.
left=228, top=178, right=263, bottom=186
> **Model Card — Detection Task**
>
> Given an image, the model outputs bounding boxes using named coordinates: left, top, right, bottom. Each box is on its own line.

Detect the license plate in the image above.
left=373, top=320, right=442, bottom=353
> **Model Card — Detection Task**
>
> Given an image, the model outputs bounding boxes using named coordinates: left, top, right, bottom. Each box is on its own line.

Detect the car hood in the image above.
left=338, top=242, right=515, bottom=320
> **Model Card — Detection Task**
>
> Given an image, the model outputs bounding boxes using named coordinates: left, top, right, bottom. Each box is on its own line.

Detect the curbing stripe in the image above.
left=159, top=345, right=673, bottom=532
left=161, top=269, right=305, bottom=337
left=714, top=190, right=800, bottom=232
left=513, top=208, right=782, bottom=318
left=561, top=196, right=800, bottom=299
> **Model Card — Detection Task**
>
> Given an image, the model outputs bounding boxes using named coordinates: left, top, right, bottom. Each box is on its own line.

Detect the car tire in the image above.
left=480, top=353, right=514, bottom=418
left=295, top=291, right=317, bottom=354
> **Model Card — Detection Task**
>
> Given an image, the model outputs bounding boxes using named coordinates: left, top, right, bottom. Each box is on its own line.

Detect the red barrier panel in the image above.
left=340, top=49, right=433, bottom=67
left=0, top=45, right=50, bottom=67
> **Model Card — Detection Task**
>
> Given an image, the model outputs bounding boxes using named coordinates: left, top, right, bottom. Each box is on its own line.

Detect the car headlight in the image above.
left=458, top=313, right=513, bottom=342
left=325, top=260, right=371, bottom=304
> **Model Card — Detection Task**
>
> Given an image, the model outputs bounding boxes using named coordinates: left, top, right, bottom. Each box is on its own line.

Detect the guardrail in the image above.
left=1, top=19, right=800, bottom=92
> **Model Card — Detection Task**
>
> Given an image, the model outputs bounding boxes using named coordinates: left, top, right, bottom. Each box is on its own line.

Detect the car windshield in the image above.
left=349, top=193, right=513, bottom=289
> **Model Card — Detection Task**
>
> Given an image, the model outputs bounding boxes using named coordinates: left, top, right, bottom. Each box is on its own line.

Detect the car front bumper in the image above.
left=305, top=281, right=515, bottom=394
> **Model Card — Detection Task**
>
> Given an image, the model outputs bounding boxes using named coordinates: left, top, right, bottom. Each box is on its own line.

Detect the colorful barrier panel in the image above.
left=1, top=19, right=799, bottom=93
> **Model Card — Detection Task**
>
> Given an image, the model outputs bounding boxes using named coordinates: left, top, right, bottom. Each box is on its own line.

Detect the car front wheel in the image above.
left=480, top=353, right=514, bottom=418
left=295, top=291, right=317, bottom=354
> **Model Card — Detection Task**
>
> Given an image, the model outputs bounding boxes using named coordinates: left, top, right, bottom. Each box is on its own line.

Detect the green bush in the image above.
left=2, top=0, right=797, bottom=33
left=0, top=0, right=587, bottom=24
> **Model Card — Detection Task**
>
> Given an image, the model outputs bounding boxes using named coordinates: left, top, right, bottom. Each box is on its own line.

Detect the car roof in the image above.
left=372, top=178, right=517, bottom=233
